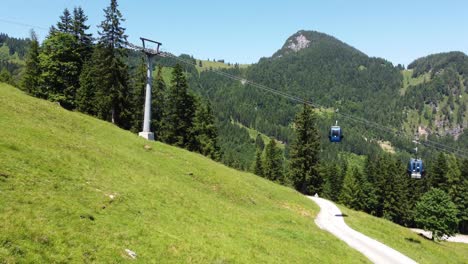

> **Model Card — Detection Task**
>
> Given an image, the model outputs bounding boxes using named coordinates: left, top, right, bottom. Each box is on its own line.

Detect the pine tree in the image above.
left=72, top=7, right=93, bottom=60
left=38, top=32, right=80, bottom=109
left=253, top=149, right=264, bottom=176
left=321, top=163, right=342, bottom=201
left=458, top=159, right=468, bottom=233
left=129, top=57, right=146, bottom=132
left=381, top=157, right=410, bottom=224
left=363, top=156, right=381, bottom=215
left=98, top=0, right=127, bottom=51
left=192, top=100, right=221, bottom=159
left=57, top=8, right=73, bottom=34
left=289, top=103, right=321, bottom=194
left=0, top=68, right=12, bottom=84
left=339, top=168, right=362, bottom=210
left=255, top=134, right=265, bottom=151
left=76, top=50, right=97, bottom=115
left=95, top=0, right=131, bottom=127
left=21, top=30, right=41, bottom=97
left=430, top=153, right=449, bottom=191
left=263, top=138, right=283, bottom=182
left=161, top=64, right=196, bottom=148
left=152, top=65, right=166, bottom=140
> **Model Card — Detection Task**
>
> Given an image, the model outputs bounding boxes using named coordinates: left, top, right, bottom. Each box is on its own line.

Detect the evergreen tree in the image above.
left=76, top=50, right=98, bottom=115
left=430, top=153, right=449, bottom=191
left=95, top=0, right=131, bottom=127
left=381, top=157, right=410, bottom=225
left=320, top=163, right=342, bottom=201
left=21, top=30, right=41, bottom=97
left=57, top=8, right=73, bottom=34
left=161, top=64, right=196, bottom=148
left=263, top=138, right=283, bottom=182
left=255, top=134, right=265, bottom=151
left=289, top=103, right=321, bottom=194
left=414, top=188, right=459, bottom=240
left=72, top=7, right=93, bottom=60
left=253, top=148, right=264, bottom=176
left=192, top=100, right=221, bottom=159
left=98, top=0, right=127, bottom=51
left=152, top=65, right=166, bottom=140
left=38, top=32, right=80, bottom=109
left=363, top=156, right=380, bottom=215
left=129, top=57, right=146, bottom=132
left=0, top=68, right=12, bottom=84
left=458, top=159, right=468, bottom=233
left=339, top=168, right=362, bottom=210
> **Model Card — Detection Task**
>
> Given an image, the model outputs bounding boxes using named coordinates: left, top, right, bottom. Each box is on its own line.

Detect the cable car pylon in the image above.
left=127, top=38, right=162, bottom=141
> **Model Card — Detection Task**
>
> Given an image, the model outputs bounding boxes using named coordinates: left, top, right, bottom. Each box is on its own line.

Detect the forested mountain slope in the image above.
left=402, top=52, right=468, bottom=139
left=0, top=33, right=29, bottom=84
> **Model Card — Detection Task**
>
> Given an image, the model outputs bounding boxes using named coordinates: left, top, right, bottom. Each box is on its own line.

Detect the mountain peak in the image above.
left=285, top=31, right=311, bottom=52
left=272, top=30, right=363, bottom=59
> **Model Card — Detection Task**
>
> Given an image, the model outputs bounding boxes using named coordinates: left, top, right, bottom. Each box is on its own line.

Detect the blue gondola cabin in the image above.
left=329, top=126, right=343, bottom=143
left=408, top=158, right=424, bottom=179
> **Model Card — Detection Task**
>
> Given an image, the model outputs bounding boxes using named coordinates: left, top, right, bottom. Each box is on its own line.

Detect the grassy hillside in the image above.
left=0, top=83, right=368, bottom=263
left=400, top=69, right=430, bottom=95
left=339, top=206, right=468, bottom=264
left=195, top=60, right=249, bottom=72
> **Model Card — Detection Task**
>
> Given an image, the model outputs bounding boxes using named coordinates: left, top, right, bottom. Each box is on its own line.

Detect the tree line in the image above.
left=20, top=0, right=220, bottom=160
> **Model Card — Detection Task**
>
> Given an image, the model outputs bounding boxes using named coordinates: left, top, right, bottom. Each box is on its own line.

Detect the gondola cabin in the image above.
left=408, top=158, right=424, bottom=179
left=329, top=126, right=343, bottom=143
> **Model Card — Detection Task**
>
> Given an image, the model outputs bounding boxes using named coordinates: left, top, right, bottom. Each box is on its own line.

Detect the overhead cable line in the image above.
left=0, top=17, right=48, bottom=31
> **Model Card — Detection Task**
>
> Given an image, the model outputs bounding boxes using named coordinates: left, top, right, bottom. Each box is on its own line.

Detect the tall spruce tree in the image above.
left=57, top=8, right=73, bottom=34
left=152, top=65, right=166, bottom=140
left=38, top=32, right=80, bottom=109
left=255, top=134, right=265, bottom=151
left=430, top=153, right=449, bottom=191
left=339, top=167, right=362, bottom=210
left=192, top=100, right=220, bottom=159
left=95, top=0, right=131, bottom=127
left=459, top=159, right=468, bottom=233
left=98, top=0, right=127, bottom=51
left=72, top=7, right=93, bottom=60
left=129, top=57, right=146, bottom=132
left=289, top=103, right=321, bottom=194
left=21, top=30, right=41, bottom=96
left=380, top=157, right=410, bottom=225
left=263, top=138, right=283, bottom=182
left=253, top=149, right=264, bottom=176
left=76, top=50, right=98, bottom=115
left=161, top=64, right=196, bottom=148
left=320, top=163, right=342, bottom=201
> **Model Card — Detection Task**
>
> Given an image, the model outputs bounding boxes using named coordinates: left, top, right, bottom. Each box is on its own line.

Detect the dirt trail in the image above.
left=308, top=196, right=417, bottom=264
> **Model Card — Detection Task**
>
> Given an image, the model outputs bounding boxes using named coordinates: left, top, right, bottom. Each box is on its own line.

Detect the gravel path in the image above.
left=308, top=196, right=417, bottom=264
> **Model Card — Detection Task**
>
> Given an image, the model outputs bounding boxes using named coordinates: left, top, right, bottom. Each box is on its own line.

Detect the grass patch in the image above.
left=338, top=206, right=468, bottom=264
left=0, top=83, right=368, bottom=263
left=195, top=60, right=249, bottom=72
left=231, top=120, right=286, bottom=150
left=400, top=70, right=431, bottom=95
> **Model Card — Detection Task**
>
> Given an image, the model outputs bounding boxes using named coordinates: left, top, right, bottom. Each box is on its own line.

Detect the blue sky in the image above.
left=1, top=0, right=467, bottom=66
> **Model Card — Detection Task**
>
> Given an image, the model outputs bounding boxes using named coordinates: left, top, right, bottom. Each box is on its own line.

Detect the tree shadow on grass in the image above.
left=335, top=214, right=348, bottom=217
left=405, top=237, right=421, bottom=244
